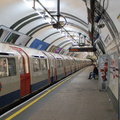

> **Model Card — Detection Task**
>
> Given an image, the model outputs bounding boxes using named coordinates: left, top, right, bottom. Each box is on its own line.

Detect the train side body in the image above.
left=0, top=43, right=92, bottom=109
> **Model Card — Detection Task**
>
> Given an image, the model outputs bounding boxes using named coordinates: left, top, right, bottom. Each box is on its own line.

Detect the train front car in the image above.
left=0, top=43, right=51, bottom=110
left=0, top=43, right=20, bottom=109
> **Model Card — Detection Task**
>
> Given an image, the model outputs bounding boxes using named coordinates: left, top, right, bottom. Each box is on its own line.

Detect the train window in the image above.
left=69, top=60, right=71, bottom=65
left=57, top=59, right=63, bottom=67
left=8, top=58, right=16, bottom=76
left=40, top=59, right=47, bottom=71
left=66, top=59, right=69, bottom=66
left=60, top=60, right=63, bottom=67
left=57, top=60, right=60, bottom=67
left=68, top=60, right=70, bottom=65
left=33, top=58, right=40, bottom=72
left=71, top=60, right=74, bottom=66
left=0, top=58, right=8, bottom=77
left=0, top=57, right=16, bottom=77
left=19, top=57, right=24, bottom=74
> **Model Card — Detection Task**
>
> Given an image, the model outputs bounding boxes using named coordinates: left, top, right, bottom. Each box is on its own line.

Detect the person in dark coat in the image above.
left=88, top=64, right=98, bottom=79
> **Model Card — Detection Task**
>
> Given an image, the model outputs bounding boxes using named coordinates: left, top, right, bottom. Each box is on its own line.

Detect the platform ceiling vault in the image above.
left=0, top=0, right=120, bottom=58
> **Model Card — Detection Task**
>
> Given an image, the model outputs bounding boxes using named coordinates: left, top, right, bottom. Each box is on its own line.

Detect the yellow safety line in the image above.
left=5, top=70, right=80, bottom=120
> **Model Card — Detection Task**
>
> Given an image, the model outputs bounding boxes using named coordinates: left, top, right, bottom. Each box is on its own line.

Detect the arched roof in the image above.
left=0, top=0, right=120, bottom=58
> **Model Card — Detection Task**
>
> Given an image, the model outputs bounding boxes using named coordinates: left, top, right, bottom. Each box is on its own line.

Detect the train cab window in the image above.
left=40, top=59, right=47, bottom=71
left=0, top=58, right=16, bottom=77
left=33, top=58, right=40, bottom=72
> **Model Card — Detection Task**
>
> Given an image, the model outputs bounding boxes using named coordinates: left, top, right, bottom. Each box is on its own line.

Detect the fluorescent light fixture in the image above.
left=36, top=10, right=43, bottom=17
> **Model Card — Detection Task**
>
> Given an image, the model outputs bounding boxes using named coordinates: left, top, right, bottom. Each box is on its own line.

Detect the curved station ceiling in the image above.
left=0, top=0, right=120, bottom=59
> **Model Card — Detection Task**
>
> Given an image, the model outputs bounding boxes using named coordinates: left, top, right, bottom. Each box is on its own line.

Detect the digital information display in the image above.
left=69, top=47, right=97, bottom=52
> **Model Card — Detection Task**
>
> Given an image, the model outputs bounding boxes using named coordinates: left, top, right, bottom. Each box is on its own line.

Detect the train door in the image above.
left=49, top=59, right=54, bottom=83
left=60, top=55, right=66, bottom=77
left=10, top=46, right=30, bottom=97
left=49, top=53, right=57, bottom=81
left=43, top=52, right=55, bottom=84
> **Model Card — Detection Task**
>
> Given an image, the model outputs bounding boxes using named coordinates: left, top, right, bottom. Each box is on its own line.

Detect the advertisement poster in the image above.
left=118, top=55, right=120, bottom=120
left=109, top=53, right=118, bottom=82
left=98, top=54, right=109, bottom=90
left=6, top=33, right=20, bottom=43
left=30, top=39, right=49, bottom=50
left=48, top=45, right=62, bottom=53
left=55, top=47, right=62, bottom=53
left=99, top=55, right=109, bottom=82
left=48, top=45, right=57, bottom=52
left=0, top=25, right=31, bottom=46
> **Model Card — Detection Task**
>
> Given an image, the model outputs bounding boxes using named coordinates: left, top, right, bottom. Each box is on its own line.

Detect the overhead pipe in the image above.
left=57, top=0, right=60, bottom=22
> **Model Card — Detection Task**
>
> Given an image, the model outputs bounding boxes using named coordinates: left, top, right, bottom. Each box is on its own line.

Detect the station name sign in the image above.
left=69, top=47, right=97, bottom=52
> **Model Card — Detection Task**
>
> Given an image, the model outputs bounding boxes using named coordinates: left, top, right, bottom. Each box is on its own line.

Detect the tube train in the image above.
left=0, top=43, right=92, bottom=110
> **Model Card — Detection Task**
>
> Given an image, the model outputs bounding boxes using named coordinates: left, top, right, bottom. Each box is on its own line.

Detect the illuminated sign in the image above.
left=69, top=47, right=97, bottom=52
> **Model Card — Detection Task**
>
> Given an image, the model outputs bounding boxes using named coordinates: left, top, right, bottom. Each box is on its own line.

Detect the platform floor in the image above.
left=1, top=66, right=118, bottom=120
